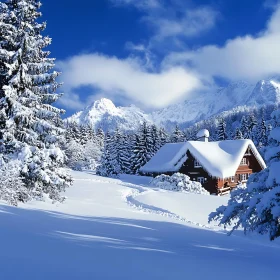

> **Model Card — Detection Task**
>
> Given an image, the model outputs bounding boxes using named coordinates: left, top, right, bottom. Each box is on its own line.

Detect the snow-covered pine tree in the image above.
left=130, top=134, right=145, bottom=174
left=130, top=122, right=154, bottom=174
left=151, top=124, right=161, bottom=155
left=0, top=158, right=30, bottom=205
left=234, top=128, right=243, bottom=140
left=247, top=113, right=258, bottom=141
left=80, top=125, right=89, bottom=146
left=209, top=110, right=280, bottom=240
left=171, top=125, right=185, bottom=143
left=257, top=117, right=268, bottom=147
left=139, top=121, right=154, bottom=159
left=96, top=128, right=105, bottom=148
left=83, top=137, right=102, bottom=171
left=111, top=127, right=122, bottom=174
left=87, top=124, right=95, bottom=141
left=240, top=116, right=249, bottom=139
left=96, top=132, right=120, bottom=177
left=217, top=119, right=227, bottom=141
left=159, top=127, right=169, bottom=146
left=64, top=140, right=85, bottom=170
left=118, top=133, right=132, bottom=174
left=0, top=0, right=71, bottom=202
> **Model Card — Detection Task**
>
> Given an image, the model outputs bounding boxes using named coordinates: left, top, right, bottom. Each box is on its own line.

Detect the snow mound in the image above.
left=150, top=173, right=210, bottom=195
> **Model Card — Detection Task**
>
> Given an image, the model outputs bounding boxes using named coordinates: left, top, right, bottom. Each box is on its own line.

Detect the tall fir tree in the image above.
left=234, top=128, right=243, bottom=140
left=247, top=113, right=258, bottom=141
left=217, top=119, right=227, bottom=141
left=118, top=133, right=132, bottom=174
left=171, top=125, right=185, bottom=143
left=240, top=116, right=249, bottom=139
left=0, top=0, right=71, bottom=202
left=96, top=127, right=105, bottom=149
left=159, top=127, right=169, bottom=146
left=151, top=124, right=161, bottom=155
left=257, top=117, right=268, bottom=147
left=96, top=132, right=119, bottom=177
left=130, top=134, right=145, bottom=174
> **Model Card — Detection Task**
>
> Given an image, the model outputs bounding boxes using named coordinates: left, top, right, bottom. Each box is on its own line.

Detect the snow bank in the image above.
left=150, top=173, right=210, bottom=195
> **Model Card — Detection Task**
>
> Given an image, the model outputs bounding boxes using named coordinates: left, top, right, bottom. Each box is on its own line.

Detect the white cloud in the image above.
left=58, top=92, right=85, bottom=111
left=146, top=6, right=218, bottom=40
left=57, top=53, right=203, bottom=109
left=111, top=0, right=219, bottom=47
left=112, top=0, right=160, bottom=9
left=164, top=5, right=280, bottom=81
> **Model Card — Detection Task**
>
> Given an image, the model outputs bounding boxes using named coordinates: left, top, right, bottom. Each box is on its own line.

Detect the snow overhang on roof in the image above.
left=140, top=139, right=266, bottom=178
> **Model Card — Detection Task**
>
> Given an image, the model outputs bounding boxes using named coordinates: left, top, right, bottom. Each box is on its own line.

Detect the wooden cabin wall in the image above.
left=140, top=147, right=265, bottom=195
left=179, top=151, right=218, bottom=194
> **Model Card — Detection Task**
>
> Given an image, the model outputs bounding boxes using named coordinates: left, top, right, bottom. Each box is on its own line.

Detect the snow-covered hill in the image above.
left=1, top=170, right=279, bottom=279
left=66, top=78, right=280, bottom=132
left=66, top=98, right=152, bottom=131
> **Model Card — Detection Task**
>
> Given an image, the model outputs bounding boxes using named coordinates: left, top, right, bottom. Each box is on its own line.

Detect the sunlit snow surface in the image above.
left=0, top=170, right=279, bottom=280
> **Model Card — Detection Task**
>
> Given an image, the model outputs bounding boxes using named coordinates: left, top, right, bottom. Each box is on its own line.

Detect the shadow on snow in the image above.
left=0, top=205, right=279, bottom=280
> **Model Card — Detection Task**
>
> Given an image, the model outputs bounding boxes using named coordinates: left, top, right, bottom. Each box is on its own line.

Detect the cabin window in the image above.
left=240, top=174, right=247, bottom=181
left=231, top=176, right=235, bottom=182
left=194, top=159, right=202, bottom=168
left=240, top=158, right=247, bottom=165
left=197, top=177, right=205, bottom=184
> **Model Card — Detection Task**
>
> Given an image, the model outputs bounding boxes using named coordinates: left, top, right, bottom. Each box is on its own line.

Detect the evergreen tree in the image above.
left=234, top=128, right=243, bottom=140
left=159, top=127, right=169, bottom=146
left=171, top=125, right=185, bottom=143
left=130, top=134, right=146, bottom=174
left=96, top=132, right=118, bottom=177
left=110, top=127, right=122, bottom=174
left=0, top=0, right=71, bottom=202
left=209, top=109, right=280, bottom=240
left=247, top=113, right=258, bottom=141
left=80, top=124, right=92, bottom=146
left=257, top=118, right=268, bottom=147
left=218, top=119, right=227, bottom=141
left=96, top=128, right=105, bottom=148
left=118, top=134, right=132, bottom=174
left=139, top=121, right=154, bottom=160
left=64, top=140, right=85, bottom=170
left=240, top=116, right=249, bottom=139
left=151, top=124, right=161, bottom=155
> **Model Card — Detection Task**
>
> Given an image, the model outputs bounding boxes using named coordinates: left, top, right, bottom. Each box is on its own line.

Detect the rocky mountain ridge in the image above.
left=66, top=77, right=280, bottom=131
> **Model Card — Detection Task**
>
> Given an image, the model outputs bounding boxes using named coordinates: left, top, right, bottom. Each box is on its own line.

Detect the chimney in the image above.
left=196, top=129, right=210, bottom=142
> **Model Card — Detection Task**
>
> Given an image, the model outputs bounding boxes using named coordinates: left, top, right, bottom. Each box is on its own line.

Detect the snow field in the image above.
left=0, top=170, right=280, bottom=280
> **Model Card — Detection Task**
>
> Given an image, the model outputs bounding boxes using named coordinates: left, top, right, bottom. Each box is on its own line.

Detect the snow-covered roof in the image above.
left=140, top=139, right=266, bottom=178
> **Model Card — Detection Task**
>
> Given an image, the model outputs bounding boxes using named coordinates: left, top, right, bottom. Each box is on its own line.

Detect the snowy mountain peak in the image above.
left=66, top=77, right=280, bottom=132
left=89, top=98, right=117, bottom=112
left=66, top=98, right=151, bottom=132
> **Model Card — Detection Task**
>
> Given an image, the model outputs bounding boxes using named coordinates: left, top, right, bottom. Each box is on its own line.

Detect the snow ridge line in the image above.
left=121, top=182, right=212, bottom=229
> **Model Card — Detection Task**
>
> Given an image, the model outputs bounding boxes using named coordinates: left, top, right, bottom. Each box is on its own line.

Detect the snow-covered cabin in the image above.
left=140, top=129, right=266, bottom=195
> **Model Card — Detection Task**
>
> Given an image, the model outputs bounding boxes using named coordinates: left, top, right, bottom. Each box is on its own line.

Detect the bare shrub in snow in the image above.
left=150, top=173, right=210, bottom=195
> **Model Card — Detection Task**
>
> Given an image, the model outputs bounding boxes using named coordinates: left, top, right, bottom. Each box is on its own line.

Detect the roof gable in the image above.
left=140, top=139, right=266, bottom=178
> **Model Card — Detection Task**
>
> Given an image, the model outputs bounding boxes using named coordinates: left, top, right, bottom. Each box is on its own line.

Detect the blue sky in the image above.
left=40, top=0, right=280, bottom=116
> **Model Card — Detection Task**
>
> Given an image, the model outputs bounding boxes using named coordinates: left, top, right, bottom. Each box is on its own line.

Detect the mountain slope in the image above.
left=151, top=78, right=280, bottom=128
left=66, top=78, right=280, bottom=132
left=66, top=98, right=151, bottom=131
